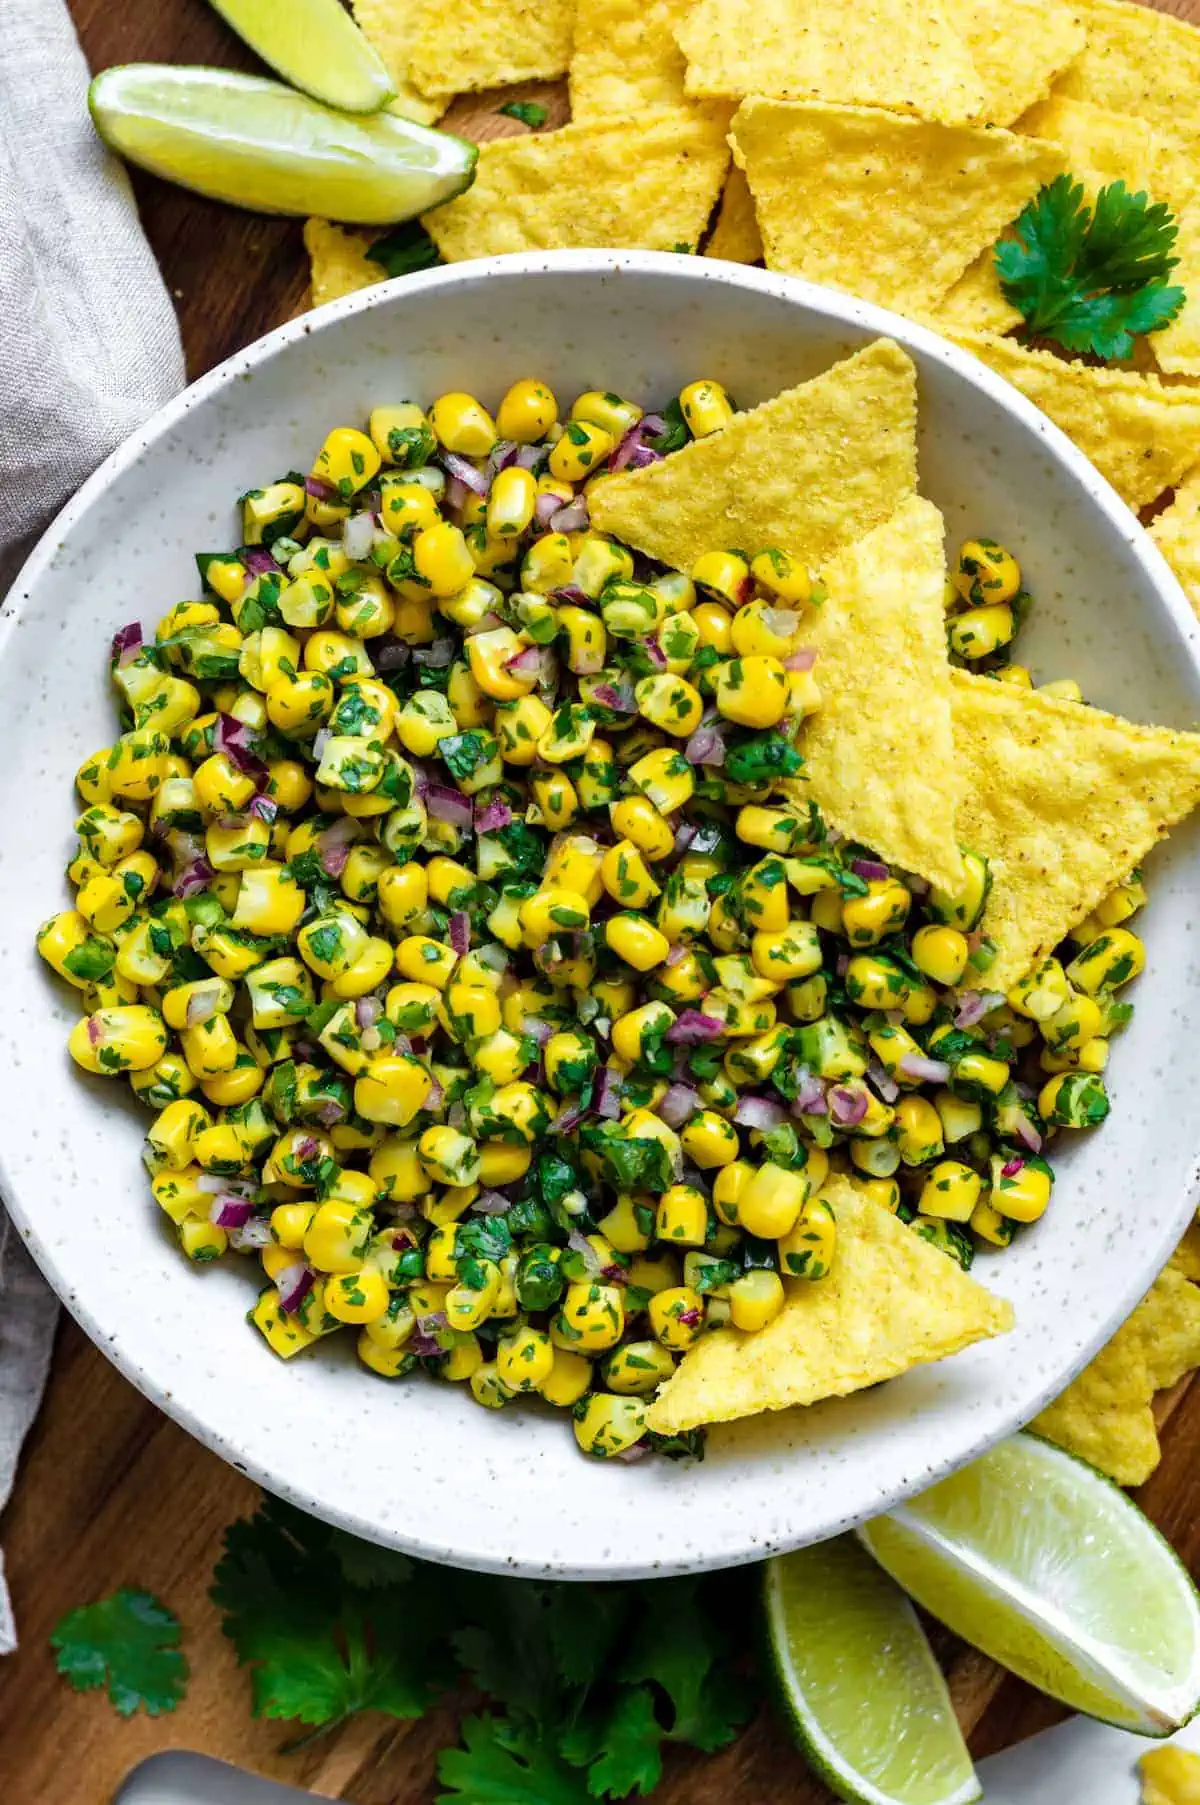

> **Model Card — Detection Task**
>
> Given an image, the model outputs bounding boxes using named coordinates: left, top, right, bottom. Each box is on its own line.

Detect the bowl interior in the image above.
left=3, top=253, right=1199, bottom=1578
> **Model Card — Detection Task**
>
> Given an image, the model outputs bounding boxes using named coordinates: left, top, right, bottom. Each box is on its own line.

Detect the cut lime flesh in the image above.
left=859, top=1432, right=1200, bottom=1736
left=207, top=0, right=396, bottom=113
left=763, top=1536, right=980, bottom=1805
left=89, top=65, right=476, bottom=227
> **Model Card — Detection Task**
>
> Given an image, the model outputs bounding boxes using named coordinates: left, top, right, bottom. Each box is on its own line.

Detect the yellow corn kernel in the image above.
left=692, top=599, right=734, bottom=653
left=486, top=466, right=537, bottom=540
left=728, top=1268, right=785, bottom=1332
left=430, top=391, right=497, bottom=457
left=680, top=379, right=734, bottom=437
left=1066, top=928, right=1145, bottom=994
left=531, top=768, right=578, bottom=829
left=251, top=1289, right=317, bottom=1358
left=953, top=537, right=1021, bottom=606
left=548, top=419, right=614, bottom=483
left=325, top=1267, right=390, bottom=1324
left=572, top=1393, right=646, bottom=1458
left=496, top=377, right=558, bottom=442
left=751, top=546, right=811, bottom=606
left=894, top=1094, right=946, bottom=1166
left=557, top=1279, right=625, bottom=1351
left=369, top=402, right=434, bottom=467
left=680, top=1109, right=740, bottom=1171
left=918, top=1159, right=981, bottom=1222
left=354, top=1053, right=433, bottom=1127
left=656, top=1184, right=709, bottom=1246
left=778, top=1195, right=837, bottom=1279
left=266, top=670, right=335, bottom=737
left=571, top=389, right=641, bottom=437
left=495, top=1323, right=555, bottom=1393
left=521, top=531, right=574, bottom=595
left=377, top=862, right=428, bottom=935
left=648, top=1286, right=704, bottom=1350
left=841, top=878, right=911, bottom=947
left=713, top=654, right=788, bottom=728
left=304, top=1197, right=373, bottom=1273
left=369, top=1135, right=431, bottom=1203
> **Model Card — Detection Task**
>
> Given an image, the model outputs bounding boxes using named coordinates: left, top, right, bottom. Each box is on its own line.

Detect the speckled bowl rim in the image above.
left=4, top=250, right=1200, bottom=1578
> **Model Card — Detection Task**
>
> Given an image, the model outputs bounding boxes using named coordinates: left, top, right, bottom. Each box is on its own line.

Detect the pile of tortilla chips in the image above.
left=591, top=335, right=1200, bottom=1436
left=304, top=0, right=1200, bottom=614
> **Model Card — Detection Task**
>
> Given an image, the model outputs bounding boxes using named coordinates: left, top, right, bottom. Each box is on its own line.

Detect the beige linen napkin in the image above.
left=0, top=0, right=184, bottom=1649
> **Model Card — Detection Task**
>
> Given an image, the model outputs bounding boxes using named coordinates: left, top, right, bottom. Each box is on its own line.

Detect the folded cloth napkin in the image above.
left=0, top=0, right=184, bottom=1649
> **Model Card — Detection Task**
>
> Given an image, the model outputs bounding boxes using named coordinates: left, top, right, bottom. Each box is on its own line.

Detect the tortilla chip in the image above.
left=780, top=497, right=963, bottom=892
left=569, top=0, right=694, bottom=122
left=729, top=100, right=1063, bottom=316
left=407, top=0, right=574, bottom=96
left=1150, top=464, right=1200, bottom=618
left=1172, top=1214, right=1200, bottom=1284
left=950, top=330, right=1200, bottom=508
left=1032, top=1326, right=1159, bottom=1486
left=349, top=0, right=451, bottom=120
left=953, top=0, right=1086, bottom=127
left=645, top=1176, right=1013, bottom=1434
left=1140, top=1746, right=1200, bottom=1805
left=1056, top=0, right=1200, bottom=139
left=930, top=252, right=1023, bottom=335
left=1147, top=200, right=1200, bottom=377
left=589, top=338, right=917, bottom=578
left=951, top=669, right=1200, bottom=991
left=1126, top=1266, right=1200, bottom=1393
left=675, top=0, right=986, bottom=123
left=1016, top=94, right=1194, bottom=212
left=703, top=167, right=762, bottom=264
left=304, top=220, right=385, bottom=310
left=422, top=111, right=728, bottom=261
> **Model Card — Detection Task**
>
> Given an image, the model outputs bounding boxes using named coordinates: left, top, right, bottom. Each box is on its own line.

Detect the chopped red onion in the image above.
left=110, top=620, right=143, bottom=666
left=449, top=911, right=471, bottom=955
left=229, top=1217, right=273, bottom=1251
left=644, top=639, right=668, bottom=668
left=475, top=797, right=513, bottom=834
left=522, top=1017, right=553, bottom=1046
left=424, top=1076, right=445, bottom=1112
left=417, top=1310, right=449, bottom=1334
left=784, top=647, right=818, bottom=672
left=275, top=1263, right=314, bottom=1314
left=666, top=1011, right=724, bottom=1044
left=408, top=1329, right=443, bottom=1358
left=553, top=1103, right=585, bottom=1134
left=311, top=1098, right=346, bottom=1126
left=762, top=607, right=800, bottom=639
left=195, top=1174, right=256, bottom=1196
left=316, top=815, right=358, bottom=876
left=610, top=417, right=665, bottom=474
left=465, top=612, right=505, bottom=637
left=835, top=953, right=851, bottom=978
left=615, top=1441, right=649, bottom=1463
left=515, top=444, right=542, bottom=470
left=791, top=1067, right=826, bottom=1114
left=685, top=723, right=726, bottom=765
left=549, top=500, right=589, bottom=534
left=445, top=475, right=469, bottom=512
left=424, top=783, right=474, bottom=829
left=210, top=1195, right=254, bottom=1228
left=440, top=450, right=489, bottom=496
left=658, top=1082, right=699, bottom=1128
left=374, top=637, right=412, bottom=671
left=828, top=1086, right=869, bottom=1128
left=897, top=1052, right=952, bottom=1084
left=311, top=728, right=332, bottom=762
left=568, top=1229, right=604, bottom=1277
left=672, top=820, right=697, bottom=858
left=341, top=512, right=376, bottom=561
left=356, top=996, right=381, bottom=1030
left=1001, top=1156, right=1025, bottom=1179
left=504, top=643, right=544, bottom=678
left=214, top=712, right=268, bottom=778
left=1012, top=1113, right=1043, bottom=1154
left=594, top=1065, right=622, bottom=1119
left=248, top=792, right=277, bottom=823
left=174, top=858, right=215, bottom=899
left=734, top=1094, right=788, bottom=1129
left=295, top=1137, right=319, bottom=1162
left=590, top=682, right=637, bottom=713
left=850, top=858, right=890, bottom=883
left=474, top=942, right=510, bottom=976
left=534, top=491, right=560, bottom=528
left=550, top=583, right=592, bottom=608
left=86, top=1015, right=103, bottom=1047
left=601, top=1263, right=629, bottom=1286
left=866, top=1056, right=900, bottom=1105
left=489, top=439, right=519, bottom=474
left=678, top=1308, right=703, bottom=1328
left=955, top=990, right=1006, bottom=1029
left=413, top=636, right=456, bottom=667
left=243, top=546, right=281, bottom=578
left=475, top=1189, right=511, bottom=1215
left=665, top=943, right=686, bottom=968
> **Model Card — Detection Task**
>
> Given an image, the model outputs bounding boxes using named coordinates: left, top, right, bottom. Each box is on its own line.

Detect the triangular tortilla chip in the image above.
left=951, top=669, right=1200, bottom=990
left=422, top=111, right=729, bottom=261
left=954, top=0, right=1087, bottom=127
left=349, top=0, right=451, bottom=119
left=1128, top=1266, right=1200, bottom=1393
left=645, top=1176, right=1013, bottom=1434
left=1056, top=0, right=1200, bottom=138
left=304, top=220, right=385, bottom=310
left=1032, top=1322, right=1160, bottom=1486
left=406, top=0, right=574, bottom=95
left=929, top=252, right=1023, bottom=336
left=675, top=0, right=986, bottom=123
left=1147, top=199, right=1200, bottom=376
left=570, top=0, right=696, bottom=122
left=703, top=167, right=762, bottom=264
left=588, top=339, right=917, bottom=577
left=783, top=496, right=963, bottom=892
left=1150, top=463, right=1200, bottom=617
left=950, top=330, right=1200, bottom=508
left=1017, top=93, right=1194, bottom=213
left=1172, top=1215, right=1200, bottom=1284
left=730, top=99, right=1063, bottom=316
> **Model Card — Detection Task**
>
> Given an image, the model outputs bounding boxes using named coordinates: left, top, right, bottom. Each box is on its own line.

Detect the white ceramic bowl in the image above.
left=3, top=252, right=1200, bottom=1579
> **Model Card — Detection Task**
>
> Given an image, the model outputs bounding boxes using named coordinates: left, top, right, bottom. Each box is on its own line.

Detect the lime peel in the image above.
left=207, top=0, right=397, bottom=114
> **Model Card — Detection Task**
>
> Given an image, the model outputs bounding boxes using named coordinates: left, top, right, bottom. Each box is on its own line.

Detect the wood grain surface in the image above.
left=3, top=0, right=1199, bottom=1797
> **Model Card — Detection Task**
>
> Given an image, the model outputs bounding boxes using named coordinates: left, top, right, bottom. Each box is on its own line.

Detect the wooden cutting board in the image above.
left=3, top=0, right=1199, bottom=1796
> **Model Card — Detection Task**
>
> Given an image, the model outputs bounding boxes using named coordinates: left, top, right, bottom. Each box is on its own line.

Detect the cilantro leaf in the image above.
left=366, top=222, right=443, bottom=279
left=995, top=175, right=1185, bottom=360
left=499, top=100, right=548, bottom=128
left=559, top=1685, right=665, bottom=1798
left=649, top=396, right=689, bottom=454
left=50, top=1588, right=187, bottom=1718
left=619, top=1577, right=752, bottom=1753
left=438, top=1715, right=591, bottom=1805
left=211, top=1494, right=448, bottom=1728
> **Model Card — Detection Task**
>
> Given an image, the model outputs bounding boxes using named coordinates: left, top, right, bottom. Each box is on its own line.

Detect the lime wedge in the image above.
left=207, top=0, right=396, bottom=113
left=859, top=1433, right=1200, bottom=1736
left=763, top=1536, right=980, bottom=1805
left=89, top=65, right=476, bottom=227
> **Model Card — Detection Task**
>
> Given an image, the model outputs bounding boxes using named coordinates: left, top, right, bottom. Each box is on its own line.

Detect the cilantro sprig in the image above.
left=50, top=1588, right=187, bottom=1718
left=995, top=175, right=1185, bottom=361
